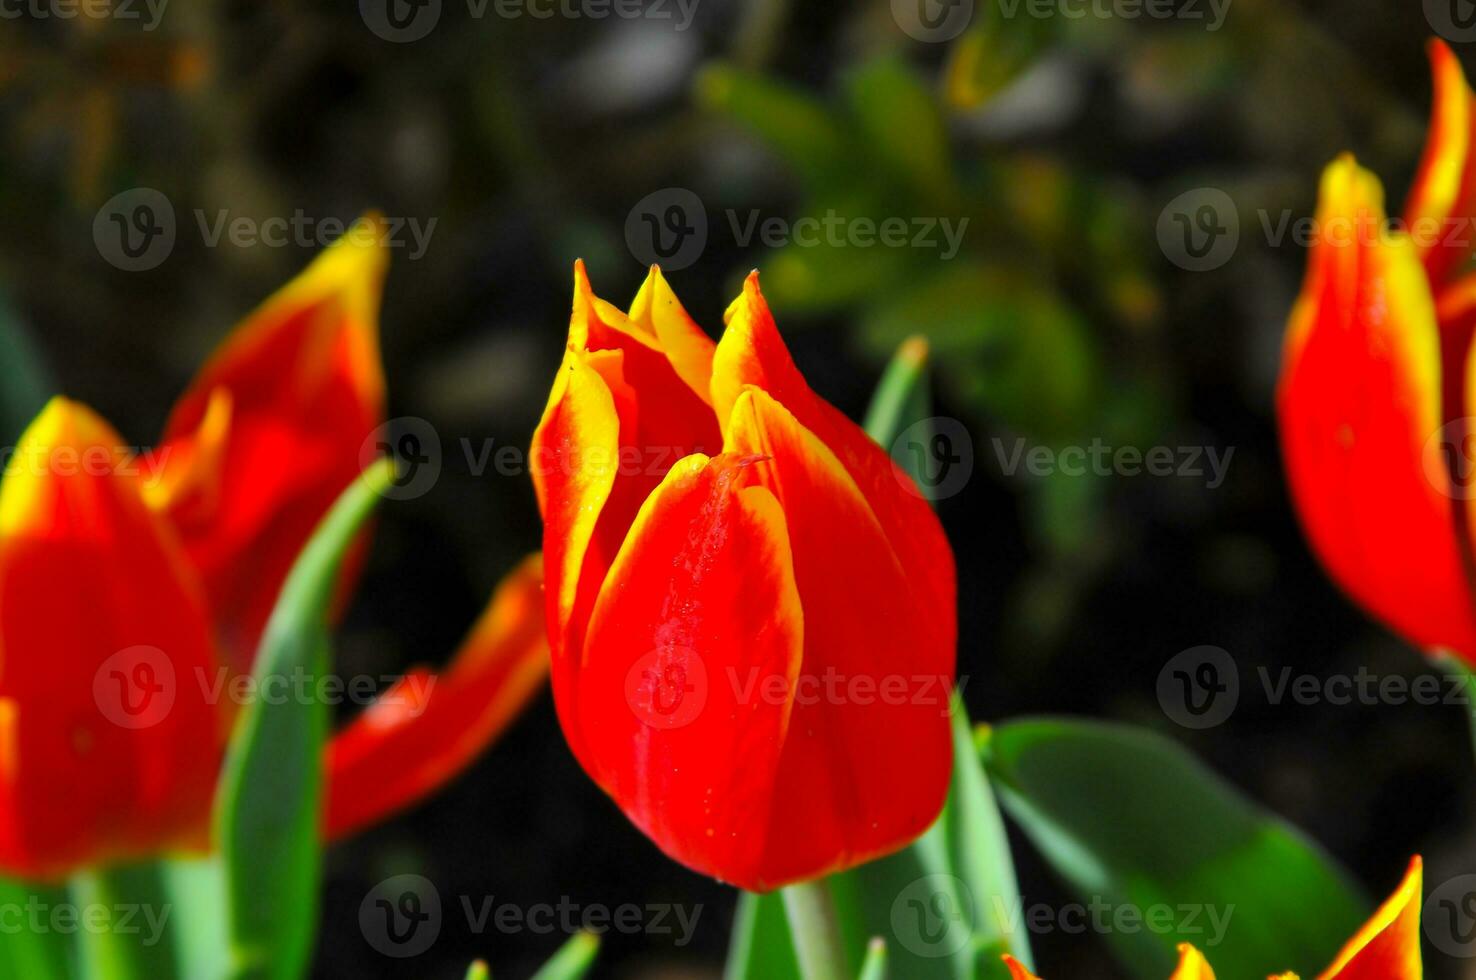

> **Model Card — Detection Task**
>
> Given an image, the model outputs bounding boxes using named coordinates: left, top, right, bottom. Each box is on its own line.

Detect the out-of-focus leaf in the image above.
left=0, top=877, right=71, bottom=979
left=725, top=891, right=802, bottom=980
left=985, top=719, right=1368, bottom=978
left=159, top=857, right=228, bottom=980
left=0, top=294, right=53, bottom=445
left=856, top=938, right=887, bottom=980
left=843, top=57, right=955, bottom=203
left=71, top=862, right=179, bottom=980
left=861, top=266, right=1099, bottom=444
left=754, top=220, right=921, bottom=315
left=465, top=960, right=490, bottom=980
left=528, top=932, right=599, bottom=980
left=696, top=63, right=851, bottom=190
left=944, top=15, right=1057, bottom=109
left=215, top=460, right=395, bottom=980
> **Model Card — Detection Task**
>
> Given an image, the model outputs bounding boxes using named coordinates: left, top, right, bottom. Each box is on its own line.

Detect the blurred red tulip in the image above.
left=1280, top=39, right=1476, bottom=660
left=531, top=262, right=956, bottom=891
left=0, top=217, right=547, bottom=879
left=1002, top=856, right=1422, bottom=979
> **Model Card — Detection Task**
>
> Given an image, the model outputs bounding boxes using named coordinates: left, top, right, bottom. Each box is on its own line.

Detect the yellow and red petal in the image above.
left=1278, top=155, right=1476, bottom=656
left=574, top=453, right=803, bottom=891
left=152, top=214, right=388, bottom=673
left=1002, top=956, right=1041, bottom=980
left=1316, top=856, right=1421, bottom=980
left=1403, top=39, right=1476, bottom=285
left=712, top=272, right=956, bottom=667
left=1169, top=944, right=1216, bottom=980
left=0, top=399, right=223, bottom=878
left=626, top=265, right=716, bottom=404
left=722, top=387, right=954, bottom=887
left=323, top=555, right=548, bottom=839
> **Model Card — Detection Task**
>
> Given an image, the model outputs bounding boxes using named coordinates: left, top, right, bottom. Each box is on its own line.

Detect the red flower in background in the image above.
left=1280, top=40, right=1476, bottom=660
left=0, top=217, right=547, bottom=879
left=531, top=262, right=956, bottom=891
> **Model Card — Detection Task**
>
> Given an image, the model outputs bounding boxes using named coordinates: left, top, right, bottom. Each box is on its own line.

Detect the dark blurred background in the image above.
left=3, top=0, right=1475, bottom=976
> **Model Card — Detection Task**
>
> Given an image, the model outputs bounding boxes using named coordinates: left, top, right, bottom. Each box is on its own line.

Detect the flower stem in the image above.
left=781, top=879, right=848, bottom=980
left=70, top=861, right=177, bottom=980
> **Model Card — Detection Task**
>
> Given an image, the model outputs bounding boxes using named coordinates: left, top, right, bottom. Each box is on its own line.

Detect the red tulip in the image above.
left=531, top=262, right=956, bottom=891
left=0, top=217, right=547, bottom=879
left=1280, top=40, right=1476, bottom=658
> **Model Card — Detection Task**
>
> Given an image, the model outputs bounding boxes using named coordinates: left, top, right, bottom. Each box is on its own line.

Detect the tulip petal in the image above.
left=0, top=399, right=222, bottom=878
left=1316, top=856, right=1421, bottom=980
left=575, top=453, right=803, bottom=891
left=1169, top=944, right=1216, bottom=980
left=153, top=214, right=388, bottom=672
left=626, top=265, right=716, bottom=404
left=1002, top=955, right=1040, bottom=980
left=722, top=387, right=954, bottom=887
left=1403, top=39, right=1476, bottom=285
left=712, top=272, right=955, bottom=666
left=1278, top=156, right=1476, bottom=655
left=323, top=555, right=548, bottom=839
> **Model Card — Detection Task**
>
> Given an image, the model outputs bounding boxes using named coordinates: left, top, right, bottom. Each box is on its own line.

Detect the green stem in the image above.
left=780, top=880, right=847, bottom=980
left=70, top=862, right=177, bottom=980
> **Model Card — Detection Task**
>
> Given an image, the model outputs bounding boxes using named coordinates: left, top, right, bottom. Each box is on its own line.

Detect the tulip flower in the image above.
left=530, top=262, right=956, bottom=891
left=0, top=217, right=547, bottom=879
left=1002, top=855, right=1422, bottom=979
left=1279, top=39, right=1476, bottom=658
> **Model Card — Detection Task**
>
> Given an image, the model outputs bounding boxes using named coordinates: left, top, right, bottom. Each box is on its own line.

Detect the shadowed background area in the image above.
left=1, top=0, right=1473, bottom=976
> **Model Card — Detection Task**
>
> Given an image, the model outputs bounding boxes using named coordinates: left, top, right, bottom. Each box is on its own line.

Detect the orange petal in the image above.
left=1316, top=856, right=1422, bottom=980
left=0, top=399, right=223, bottom=878
left=721, top=388, right=954, bottom=887
left=1170, top=944, right=1216, bottom=980
left=1278, top=156, right=1476, bottom=655
left=153, top=214, right=388, bottom=672
left=573, top=453, right=802, bottom=891
left=1403, top=39, right=1476, bottom=285
left=1002, top=955, right=1042, bottom=980
left=323, top=555, right=548, bottom=839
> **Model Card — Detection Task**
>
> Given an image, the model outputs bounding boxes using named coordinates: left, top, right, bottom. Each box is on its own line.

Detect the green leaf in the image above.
left=696, top=63, right=852, bottom=190
left=464, top=960, right=491, bottom=980
left=0, top=877, right=72, bottom=979
left=215, top=460, right=396, bottom=980
left=984, top=719, right=1369, bottom=978
left=856, top=939, right=887, bottom=980
left=158, top=857, right=228, bottom=980
left=724, top=890, right=802, bottom=980
left=528, top=932, right=599, bottom=980
left=843, top=57, right=955, bottom=204
left=71, top=861, right=180, bottom=980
